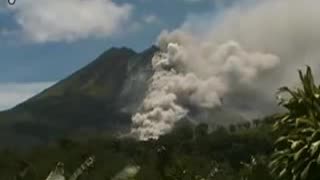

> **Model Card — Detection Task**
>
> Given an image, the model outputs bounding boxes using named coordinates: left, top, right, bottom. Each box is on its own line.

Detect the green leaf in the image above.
left=301, top=160, right=315, bottom=180
left=294, top=145, right=308, bottom=161
left=300, top=127, right=315, bottom=134
left=316, top=153, right=320, bottom=164
left=296, top=117, right=316, bottom=128
left=309, top=130, right=320, bottom=142
left=291, top=140, right=304, bottom=151
left=310, top=140, right=320, bottom=156
left=292, top=158, right=309, bottom=175
left=279, top=168, right=287, bottom=178
left=275, top=136, right=288, bottom=145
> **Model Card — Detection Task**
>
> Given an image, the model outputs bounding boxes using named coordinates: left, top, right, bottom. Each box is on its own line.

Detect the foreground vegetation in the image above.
left=2, top=67, right=320, bottom=180
left=0, top=119, right=274, bottom=180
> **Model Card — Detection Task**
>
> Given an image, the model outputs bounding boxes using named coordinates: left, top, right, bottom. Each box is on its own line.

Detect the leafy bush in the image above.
left=270, top=67, right=320, bottom=180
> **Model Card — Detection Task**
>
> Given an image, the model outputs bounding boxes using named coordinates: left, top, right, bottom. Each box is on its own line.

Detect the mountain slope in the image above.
left=0, top=46, right=158, bottom=147
left=0, top=45, right=246, bottom=148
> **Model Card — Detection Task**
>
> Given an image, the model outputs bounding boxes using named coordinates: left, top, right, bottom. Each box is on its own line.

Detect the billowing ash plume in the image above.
left=131, top=41, right=279, bottom=140
left=131, top=0, right=320, bottom=140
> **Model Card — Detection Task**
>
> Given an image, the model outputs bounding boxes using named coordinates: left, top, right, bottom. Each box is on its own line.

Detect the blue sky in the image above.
left=0, top=0, right=234, bottom=110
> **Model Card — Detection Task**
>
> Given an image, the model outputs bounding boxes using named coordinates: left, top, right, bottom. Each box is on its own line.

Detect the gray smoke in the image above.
left=131, top=0, right=320, bottom=140
left=131, top=41, right=278, bottom=140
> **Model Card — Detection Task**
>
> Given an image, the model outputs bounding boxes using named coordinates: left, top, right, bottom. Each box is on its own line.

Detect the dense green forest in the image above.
left=0, top=118, right=275, bottom=180
left=1, top=67, right=320, bottom=180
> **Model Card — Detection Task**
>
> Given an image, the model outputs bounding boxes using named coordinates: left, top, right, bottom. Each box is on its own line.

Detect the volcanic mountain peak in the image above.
left=0, top=45, right=244, bottom=148
left=0, top=46, right=157, bottom=148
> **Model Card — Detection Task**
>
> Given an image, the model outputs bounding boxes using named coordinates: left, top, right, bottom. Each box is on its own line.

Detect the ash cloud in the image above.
left=131, top=0, right=320, bottom=140
left=131, top=41, right=278, bottom=140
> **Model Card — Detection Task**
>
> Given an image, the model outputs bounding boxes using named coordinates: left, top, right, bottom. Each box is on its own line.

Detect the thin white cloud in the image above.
left=8, top=0, right=133, bottom=43
left=0, top=82, right=55, bottom=111
left=143, top=15, right=160, bottom=24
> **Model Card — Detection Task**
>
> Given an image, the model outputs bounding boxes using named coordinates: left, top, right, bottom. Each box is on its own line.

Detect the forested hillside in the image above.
left=2, top=67, right=320, bottom=180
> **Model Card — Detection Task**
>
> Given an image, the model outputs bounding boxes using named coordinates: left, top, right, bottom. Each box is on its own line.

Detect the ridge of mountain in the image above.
left=0, top=46, right=159, bottom=148
left=0, top=44, right=245, bottom=148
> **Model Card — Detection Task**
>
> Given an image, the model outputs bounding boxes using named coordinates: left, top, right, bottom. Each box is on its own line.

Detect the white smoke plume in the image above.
left=131, top=0, right=320, bottom=140
left=131, top=41, right=279, bottom=140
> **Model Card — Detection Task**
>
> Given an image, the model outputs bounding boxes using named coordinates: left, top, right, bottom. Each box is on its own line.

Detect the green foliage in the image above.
left=270, top=66, right=320, bottom=180
left=239, top=156, right=273, bottom=180
left=0, top=120, right=274, bottom=180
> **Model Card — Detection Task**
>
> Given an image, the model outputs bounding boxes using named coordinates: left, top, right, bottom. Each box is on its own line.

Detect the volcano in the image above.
left=0, top=45, right=245, bottom=148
